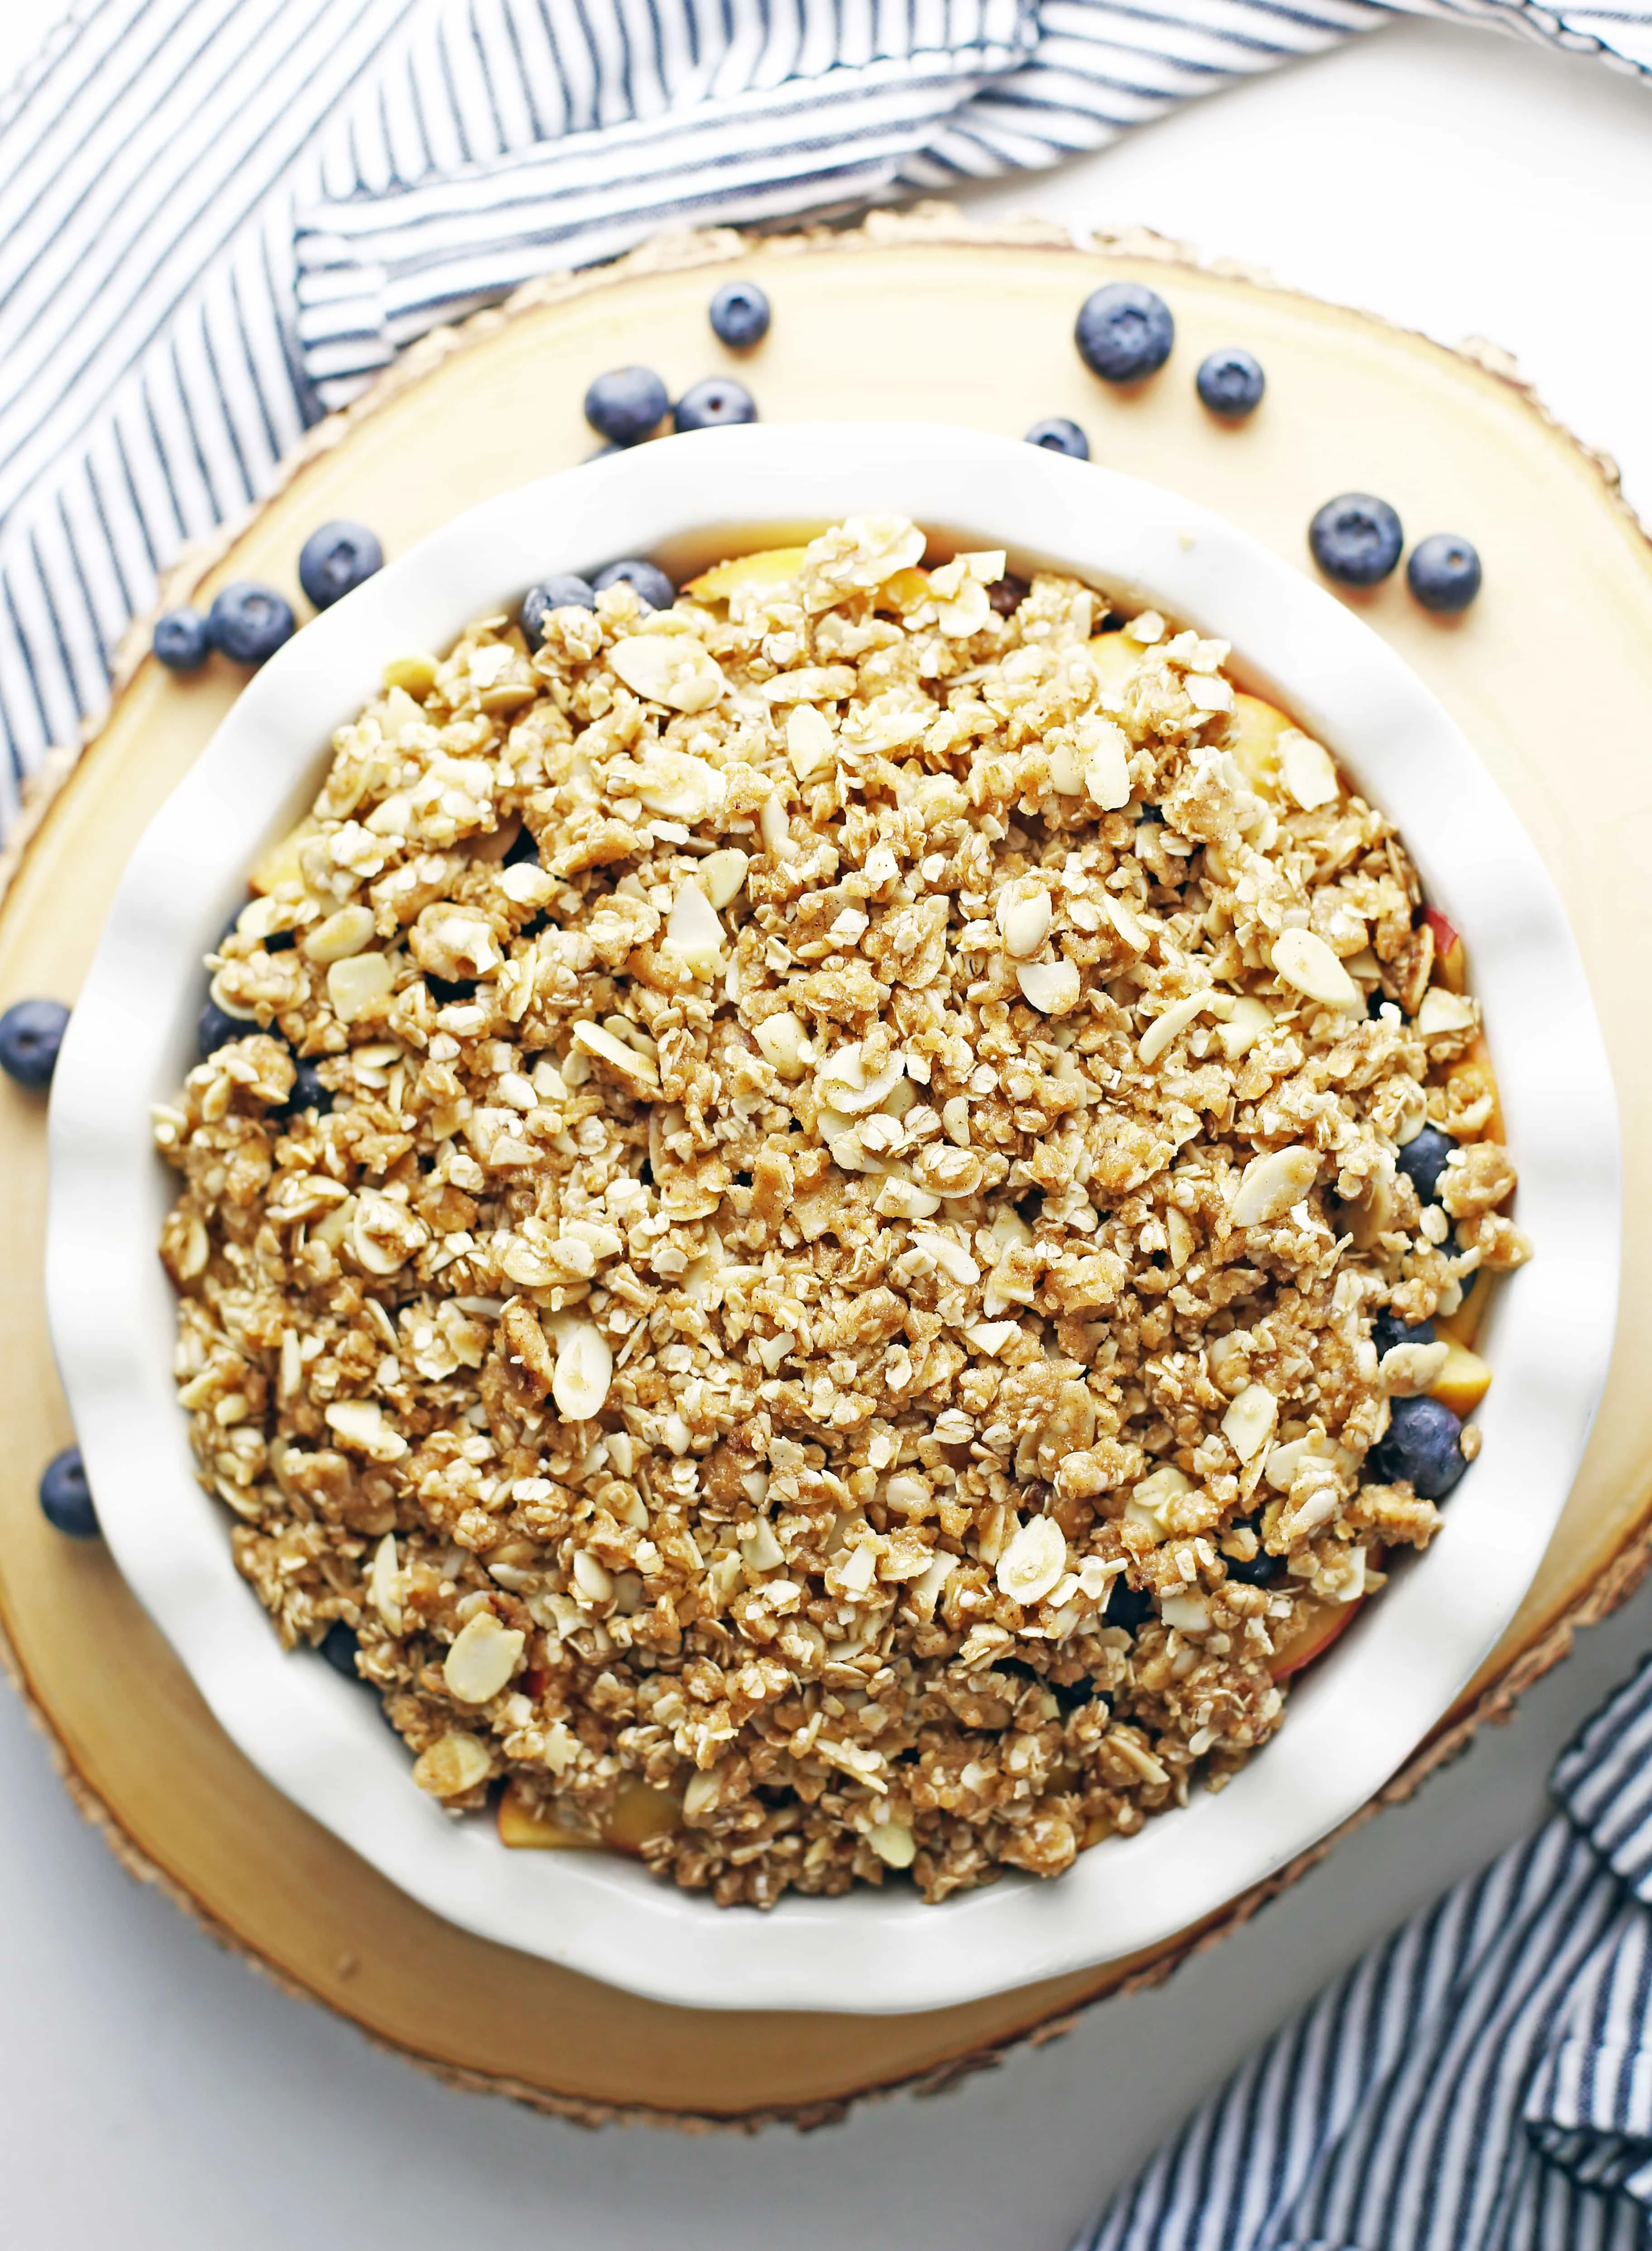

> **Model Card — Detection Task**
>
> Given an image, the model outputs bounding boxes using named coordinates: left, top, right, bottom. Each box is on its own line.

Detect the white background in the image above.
left=4, top=11, right=1652, bottom=2247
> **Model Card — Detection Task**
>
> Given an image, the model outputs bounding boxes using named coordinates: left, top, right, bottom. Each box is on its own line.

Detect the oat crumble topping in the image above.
left=156, top=517, right=1529, bottom=1906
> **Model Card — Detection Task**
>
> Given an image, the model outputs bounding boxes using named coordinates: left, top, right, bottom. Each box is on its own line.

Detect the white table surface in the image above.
left=4, top=14, right=1651, bottom=2247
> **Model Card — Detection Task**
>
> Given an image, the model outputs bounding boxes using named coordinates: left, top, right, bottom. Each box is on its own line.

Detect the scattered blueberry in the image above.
left=592, top=558, right=675, bottom=611
left=1368, top=1393, right=1468, bottom=1500
left=1308, top=494, right=1404, bottom=588
left=1108, top=1578, right=1155, bottom=1632
left=520, top=575, right=598, bottom=644
left=673, top=376, right=758, bottom=433
left=0, top=998, right=70, bottom=1090
left=1025, top=417, right=1090, bottom=460
left=39, top=1447, right=98, bottom=1539
left=284, top=1059, right=333, bottom=1117
left=1372, top=1309, right=1436, bottom=1358
left=1196, top=347, right=1266, bottom=419
left=503, top=822, right=542, bottom=868
left=1224, top=1539, right=1282, bottom=1587
left=988, top=574, right=1031, bottom=616
left=320, top=1620, right=362, bottom=1680
left=1395, top=1123, right=1457, bottom=1205
left=1407, top=534, right=1482, bottom=615
left=298, top=520, right=384, bottom=610
left=153, top=609, right=211, bottom=672
left=197, top=998, right=245, bottom=1059
left=709, top=281, right=771, bottom=350
left=583, top=366, right=670, bottom=447
left=206, top=582, right=296, bottom=664
left=1075, top=282, right=1175, bottom=385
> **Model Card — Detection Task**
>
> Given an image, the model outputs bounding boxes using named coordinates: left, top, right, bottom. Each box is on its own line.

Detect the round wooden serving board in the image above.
left=3, top=210, right=1650, bottom=2129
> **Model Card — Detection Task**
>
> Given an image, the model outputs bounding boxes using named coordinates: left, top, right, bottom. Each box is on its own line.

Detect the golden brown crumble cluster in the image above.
left=156, top=516, right=1527, bottom=1907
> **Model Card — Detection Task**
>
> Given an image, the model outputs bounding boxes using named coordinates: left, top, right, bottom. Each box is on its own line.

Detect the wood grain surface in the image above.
left=3, top=211, right=1649, bottom=2126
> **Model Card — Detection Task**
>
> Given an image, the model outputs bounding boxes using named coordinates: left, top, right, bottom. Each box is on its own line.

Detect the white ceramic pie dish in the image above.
left=46, top=422, right=1618, bottom=2015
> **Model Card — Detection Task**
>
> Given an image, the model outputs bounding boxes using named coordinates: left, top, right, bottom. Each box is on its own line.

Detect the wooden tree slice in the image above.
left=4, top=209, right=1650, bottom=2128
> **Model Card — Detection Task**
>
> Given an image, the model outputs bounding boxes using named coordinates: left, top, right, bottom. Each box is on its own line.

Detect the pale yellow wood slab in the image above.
left=3, top=211, right=1648, bottom=2125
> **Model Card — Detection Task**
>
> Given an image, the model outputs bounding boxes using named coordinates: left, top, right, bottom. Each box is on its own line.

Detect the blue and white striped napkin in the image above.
left=1081, top=1653, right=1652, bottom=2250
left=0, top=0, right=1649, bottom=832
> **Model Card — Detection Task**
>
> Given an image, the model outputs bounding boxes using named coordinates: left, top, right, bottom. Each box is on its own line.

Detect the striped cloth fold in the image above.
left=1077, top=1653, right=1652, bottom=2251
left=0, top=0, right=1649, bottom=830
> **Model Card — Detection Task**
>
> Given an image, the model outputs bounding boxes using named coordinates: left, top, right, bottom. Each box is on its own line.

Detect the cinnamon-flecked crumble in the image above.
left=155, top=517, right=1528, bottom=1905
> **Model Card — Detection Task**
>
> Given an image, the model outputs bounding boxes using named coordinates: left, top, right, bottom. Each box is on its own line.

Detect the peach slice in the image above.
left=682, top=546, right=808, bottom=600
left=1224, top=691, right=1292, bottom=795
left=497, top=1778, right=600, bottom=1850
left=1425, top=907, right=1467, bottom=994
left=1430, top=1339, right=1492, bottom=1420
left=876, top=566, right=933, bottom=614
left=1088, top=630, right=1146, bottom=699
left=497, top=1775, right=683, bottom=1854
left=1268, top=1594, right=1361, bottom=1681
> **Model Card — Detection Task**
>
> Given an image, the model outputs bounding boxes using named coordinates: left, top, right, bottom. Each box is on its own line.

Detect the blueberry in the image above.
left=520, top=575, right=597, bottom=644
left=298, top=520, right=383, bottom=610
left=1224, top=1540, right=1282, bottom=1588
left=583, top=367, right=669, bottom=447
left=1308, top=494, right=1404, bottom=588
left=1196, top=348, right=1265, bottom=419
left=1368, top=1393, right=1468, bottom=1500
left=592, top=558, right=675, bottom=611
left=1407, top=534, right=1482, bottom=615
left=206, top=581, right=296, bottom=664
left=987, top=575, right=1031, bottom=616
left=153, top=608, right=211, bottom=672
left=39, top=1447, right=98, bottom=1538
left=1075, top=283, right=1175, bottom=385
left=1108, top=1578, right=1154, bottom=1632
left=709, top=281, right=771, bottom=350
left=1395, top=1123, right=1456, bottom=1204
left=197, top=998, right=245, bottom=1059
left=0, top=998, right=70, bottom=1090
left=1372, top=1308, right=1436, bottom=1358
left=673, top=376, right=758, bottom=433
left=284, top=1059, right=333, bottom=1117
left=503, top=822, right=542, bottom=868
left=1025, top=417, right=1090, bottom=460
left=319, top=1620, right=362, bottom=1680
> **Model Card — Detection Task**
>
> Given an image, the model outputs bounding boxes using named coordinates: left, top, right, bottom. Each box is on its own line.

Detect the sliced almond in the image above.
left=572, top=1019, right=660, bottom=1092
left=1230, top=1145, right=1320, bottom=1227
left=1218, top=995, right=1275, bottom=1059
left=302, top=903, right=376, bottom=963
left=665, top=879, right=725, bottom=975
left=442, top=1611, right=525, bottom=1704
left=1271, top=929, right=1359, bottom=1009
left=1221, top=1382, right=1278, bottom=1463
left=996, top=1516, right=1068, bottom=1606
left=700, top=847, right=750, bottom=909
left=327, top=952, right=395, bottom=1022
left=753, top=1010, right=811, bottom=1080
left=324, top=1398, right=408, bottom=1462
left=867, top=1819, right=918, bottom=1868
left=1139, top=988, right=1229, bottom=1066
left=552, top=1320, right=614, bottom=1422
left=997, top=887, right=1052, bottom=960
left=412, top=1733, right=493, bottom=1798
left=1081, top=720, right=1132, bottom=810
left=628, top=750, right=727, bottom=820
left=608, top=634, right=725, bottom=714
left=1016, top=960, right=1081, bottom=1015
left=370, top=1532, right=403, bottom=1634
left=1416, top=987, right=1477, bottom=1037
left=1278, top=728, right=1340, bottom=811
left=787, top=704, right=838, bottom=780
